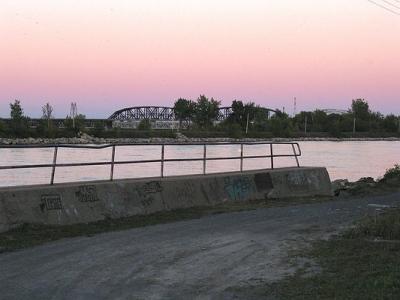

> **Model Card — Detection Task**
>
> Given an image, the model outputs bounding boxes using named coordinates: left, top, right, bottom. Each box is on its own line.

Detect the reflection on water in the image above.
left=0, top=141, right=399, bottom=187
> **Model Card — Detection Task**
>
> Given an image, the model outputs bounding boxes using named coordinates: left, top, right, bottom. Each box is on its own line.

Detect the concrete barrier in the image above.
left=0, top=167, right=332, bottom=233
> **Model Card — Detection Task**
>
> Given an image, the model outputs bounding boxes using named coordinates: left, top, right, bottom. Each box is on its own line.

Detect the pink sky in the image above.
left=0, top=0, right=399, bottom=118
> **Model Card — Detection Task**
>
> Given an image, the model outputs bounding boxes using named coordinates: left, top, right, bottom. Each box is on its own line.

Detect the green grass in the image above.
left=0, top=196, right=331, bottom=253
left=258, top=208, right=400, bottom=300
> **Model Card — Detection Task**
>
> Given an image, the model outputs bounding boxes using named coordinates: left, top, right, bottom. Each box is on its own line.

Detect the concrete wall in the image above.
left=0, top=167, right=332, bottom=233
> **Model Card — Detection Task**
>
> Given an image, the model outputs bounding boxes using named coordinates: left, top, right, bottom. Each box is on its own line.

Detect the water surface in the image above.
left=0, top=141, right=398, bottom=187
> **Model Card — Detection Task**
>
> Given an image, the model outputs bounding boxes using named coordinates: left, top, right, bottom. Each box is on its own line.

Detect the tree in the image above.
left=193, top=95, right=221, bottom=129
left=228, top=100, right=257, bottom=131
left=383, top=115, right=399, bottom=132
left=9, top=100, right=29, bottom=136
left=173, top=98, right=195, bottom=128
left=229, top=100, right=245, bottom=125
left=74, top=114, right=86, bottom=131
left=41, top=102, right=54, bottom=129
left=293, top=111, right=313, bottom=132
left=252, top=107, right=270, bottom=131
left=313, top=110, right=329, bottom=132
left=0, top=120, right=6, bottom=136
left=10, top=100, right=23, bottom=121
left=269, top=110, right=293, bottom=137
left=351, top=99, right=370, bottom=120
left=269, top=116, right=293, bottom=137
left=65, top=114, right=86, bottom=133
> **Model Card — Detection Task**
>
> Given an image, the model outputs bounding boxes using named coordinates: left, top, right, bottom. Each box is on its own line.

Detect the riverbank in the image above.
left=1, top=168, right=399, bottom=253
left=1, top=134, right=400, bottom=145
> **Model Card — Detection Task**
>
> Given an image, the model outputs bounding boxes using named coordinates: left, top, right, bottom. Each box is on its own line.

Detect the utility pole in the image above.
left=353, top=116, right=356, bottom=135
left=293, top=97, right=297, bottom=117
left=70, top=102, right=78, bottom=129
left=245, top=112, right=250, bottom=135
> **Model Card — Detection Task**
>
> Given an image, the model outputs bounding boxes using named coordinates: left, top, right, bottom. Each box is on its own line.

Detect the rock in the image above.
left=331, top=179, right=350, bottom=196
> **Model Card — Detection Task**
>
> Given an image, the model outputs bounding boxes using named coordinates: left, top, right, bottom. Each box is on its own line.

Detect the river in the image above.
left=0, top=141, right=399, bottom=187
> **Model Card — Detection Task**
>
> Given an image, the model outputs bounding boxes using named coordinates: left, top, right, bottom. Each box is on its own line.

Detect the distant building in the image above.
left=320, top=109, right=348, bottom=115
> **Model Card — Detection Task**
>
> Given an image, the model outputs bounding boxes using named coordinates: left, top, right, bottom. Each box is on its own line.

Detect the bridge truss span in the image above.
left=109, top=106, right=175, bottom=121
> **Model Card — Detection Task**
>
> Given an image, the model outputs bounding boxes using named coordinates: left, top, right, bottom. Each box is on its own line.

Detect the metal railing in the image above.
left=0, top=142, right=301, bottom=185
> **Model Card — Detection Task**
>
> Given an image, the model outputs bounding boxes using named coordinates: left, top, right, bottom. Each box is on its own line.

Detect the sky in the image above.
left=0, top=0, right=399, bottom=118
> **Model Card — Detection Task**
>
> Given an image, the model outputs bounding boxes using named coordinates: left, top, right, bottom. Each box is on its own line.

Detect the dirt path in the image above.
left=1, top=193, right=399, bottom=300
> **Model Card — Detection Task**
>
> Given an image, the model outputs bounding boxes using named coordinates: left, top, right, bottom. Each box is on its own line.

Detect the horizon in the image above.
left=1, top=0, right=399, bottom=118
left=0, top=98, right=393, bottom=120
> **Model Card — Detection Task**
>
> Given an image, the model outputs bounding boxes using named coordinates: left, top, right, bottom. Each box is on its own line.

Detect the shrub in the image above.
left=137, top=119, right=152, bottom=131
left=383, top=164, right=400, bottom=181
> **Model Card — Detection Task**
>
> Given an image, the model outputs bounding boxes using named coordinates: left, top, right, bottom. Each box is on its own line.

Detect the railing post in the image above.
left=203, top=144, right=207, bottom=175
left=291, top=144, right=300, bottom=167
left=270, top=143, right=274, bottom=169
left=240, top=144, right=243, bottom=172
left=50, top=146, right=58, bottom=185
left=110, top=145, right=116, bottom=181
left=161, top=144, right=165, bottom=178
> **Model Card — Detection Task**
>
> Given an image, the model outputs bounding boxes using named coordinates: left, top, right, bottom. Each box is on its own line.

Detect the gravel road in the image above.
left=1, top=192, right=399, bottom=300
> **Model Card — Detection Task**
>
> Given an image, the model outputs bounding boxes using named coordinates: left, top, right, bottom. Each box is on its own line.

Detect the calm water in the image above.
left=0, top=141, right=399, bottom=187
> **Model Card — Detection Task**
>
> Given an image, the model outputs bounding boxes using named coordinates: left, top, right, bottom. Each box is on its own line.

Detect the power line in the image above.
left=367, top=0, right=400, bottom=15
left=380, top=0, right=400, bottom=10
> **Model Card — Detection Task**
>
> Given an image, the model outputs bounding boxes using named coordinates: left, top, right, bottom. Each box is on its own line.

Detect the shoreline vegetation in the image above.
left=1, top=98, right=399, bottom=142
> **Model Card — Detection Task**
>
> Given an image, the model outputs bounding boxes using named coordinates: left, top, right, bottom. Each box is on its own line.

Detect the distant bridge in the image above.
left=321, top=109, right=348, bottom=115
left=108, top=106, right=277, bottom=122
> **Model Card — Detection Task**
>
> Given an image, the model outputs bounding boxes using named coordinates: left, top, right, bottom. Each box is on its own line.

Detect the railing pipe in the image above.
left=203, top=144, right=207, bottom=175
left=240, top=144, right=244, bottom=172
left=0, top=142, right=302, bottom=186
left=291, top=144, right=300, bottom=167
left=50, top=146, right=58, bottom=185
left=110, top=145, right=116, bottom=180
left=270, top=144, right=274, bottom=169
left=161, top=144, right=165, bottom=178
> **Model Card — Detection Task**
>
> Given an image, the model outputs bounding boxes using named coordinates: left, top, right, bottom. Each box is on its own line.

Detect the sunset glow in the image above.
left=1, top=0, right=399, bottom=117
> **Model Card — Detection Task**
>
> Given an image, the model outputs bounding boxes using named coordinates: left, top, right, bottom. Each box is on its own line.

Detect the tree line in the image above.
left=0, top=100, right=90, bottom=138
left=0, top=97, right=399, bottom=138
left=173, top=96, right=400, bottom=137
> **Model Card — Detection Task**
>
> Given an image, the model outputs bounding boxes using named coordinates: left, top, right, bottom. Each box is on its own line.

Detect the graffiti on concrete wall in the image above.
left=135, top=181, right=163, bottom=208
left=287, top=172, right=307, bottom=186
left=141, top=181, right=163, bottom=194
left=76, top=185, right=99, bottom=203
left=286, top=172, right=318, bottom=191
left=40, top=194, right=63, bottom=211
left=224, top=176, right=255, bottom=201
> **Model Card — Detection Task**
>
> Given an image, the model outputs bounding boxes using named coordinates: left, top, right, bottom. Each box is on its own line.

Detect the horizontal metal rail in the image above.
left=0, top=141, right=301, bottom=148
left=0, top=142, right=301, bottom=186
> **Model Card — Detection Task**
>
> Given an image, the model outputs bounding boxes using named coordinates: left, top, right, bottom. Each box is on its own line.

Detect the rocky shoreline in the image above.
left=332, top=176, right=400, bottom=198
left=0, top=134, right=399, bottom=145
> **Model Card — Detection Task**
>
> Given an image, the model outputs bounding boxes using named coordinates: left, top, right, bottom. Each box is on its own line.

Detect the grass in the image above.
left=257, top=208, right=400, bottom=300
left=0, top=196, right=332, bottom=254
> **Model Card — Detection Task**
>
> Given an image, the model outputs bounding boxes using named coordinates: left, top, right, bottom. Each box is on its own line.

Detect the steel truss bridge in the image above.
left=108, top=106, right=276, bottom=122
